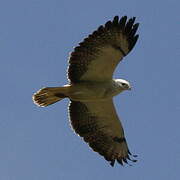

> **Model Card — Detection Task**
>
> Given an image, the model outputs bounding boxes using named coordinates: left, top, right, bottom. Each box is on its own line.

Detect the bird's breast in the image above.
left=68, top=81, right=121, bottom=101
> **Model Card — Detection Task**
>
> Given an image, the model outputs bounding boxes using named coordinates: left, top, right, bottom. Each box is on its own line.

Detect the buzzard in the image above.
left=33, top=16, right=139, bottom=167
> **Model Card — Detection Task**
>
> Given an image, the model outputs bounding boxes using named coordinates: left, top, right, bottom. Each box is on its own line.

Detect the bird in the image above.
left=33, top=15, right=139, bottom=167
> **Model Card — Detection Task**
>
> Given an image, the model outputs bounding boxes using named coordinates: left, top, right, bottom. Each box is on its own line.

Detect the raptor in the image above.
left=33, top=15, right=139, bottom=167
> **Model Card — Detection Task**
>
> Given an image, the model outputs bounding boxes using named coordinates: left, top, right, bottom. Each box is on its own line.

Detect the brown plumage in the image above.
left=33, top=15, right=139, bottom=167
left=68, top=16, right=139, bottom=83
left=69, top=100, right=137, bottom=167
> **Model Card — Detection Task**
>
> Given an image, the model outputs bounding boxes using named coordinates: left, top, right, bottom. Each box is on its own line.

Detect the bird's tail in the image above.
left=32, top=86, right=69, bottom=107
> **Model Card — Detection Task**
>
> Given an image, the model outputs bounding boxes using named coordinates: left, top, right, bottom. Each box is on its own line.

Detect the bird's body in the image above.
left=33, top=15, right=139, bottom=167
left=67, top=79, right=130, bottom=101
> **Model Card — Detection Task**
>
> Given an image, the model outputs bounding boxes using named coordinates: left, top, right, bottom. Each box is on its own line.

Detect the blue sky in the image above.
left=0, top=0, right=180, bottom=179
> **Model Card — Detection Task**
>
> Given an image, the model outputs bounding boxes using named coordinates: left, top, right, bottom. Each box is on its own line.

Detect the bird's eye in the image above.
left=122, top=83, right=126, bottom=86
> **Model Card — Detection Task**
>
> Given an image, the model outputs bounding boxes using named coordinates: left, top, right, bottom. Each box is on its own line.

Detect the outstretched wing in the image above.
left=68, top=100, right=137, bottom=166
left=68, top=16, right=139, bottom=83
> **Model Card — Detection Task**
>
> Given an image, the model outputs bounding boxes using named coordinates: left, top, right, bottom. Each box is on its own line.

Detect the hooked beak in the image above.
left=128, top=87, right=132, bottom=91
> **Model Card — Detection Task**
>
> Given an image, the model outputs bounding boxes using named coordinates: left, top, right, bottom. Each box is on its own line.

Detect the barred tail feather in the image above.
left=32, top=87, right=68, bottom=107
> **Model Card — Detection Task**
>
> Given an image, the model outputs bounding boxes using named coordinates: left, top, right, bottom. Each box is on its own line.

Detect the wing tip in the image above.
left=104, top=145, right=138, bottom=167
left=106, top=152, right=138, bottom=167
left=128, top=34, right=139, bottom=52
left=106, top=15, right=139, bottom=55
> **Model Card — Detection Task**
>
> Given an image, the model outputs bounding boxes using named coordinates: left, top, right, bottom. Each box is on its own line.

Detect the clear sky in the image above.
left=0, top=0, right=179, bottom=179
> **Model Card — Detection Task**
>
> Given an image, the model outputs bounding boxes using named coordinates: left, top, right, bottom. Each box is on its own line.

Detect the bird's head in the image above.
left=115, top=79, right=132, bottom=91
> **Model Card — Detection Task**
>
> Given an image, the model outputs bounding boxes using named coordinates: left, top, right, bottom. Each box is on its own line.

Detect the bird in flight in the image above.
left=33, top=15, right=139, bottom=167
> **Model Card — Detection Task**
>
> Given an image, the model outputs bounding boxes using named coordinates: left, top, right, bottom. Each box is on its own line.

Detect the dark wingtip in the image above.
left=125, top=17, right=136, bottom=31
left=113, top=16, right=119, bottom=25
left=129, top=23, right=139, bottom=37
left=131, top=17, right=136, bottom=27
left=110, top=160, right=115, bottom=167
left=106, top=151, right=138, bottom=167
left=119, top=16, right=128, bottom=28
left=122, top=158, right=128, bottom=164
left=127, top=151, right=138, bottom=163
left=117, top=159, right=124, bottom=166
left=105, top=20, right=113, bottom=29
left=129, top=34, right=139, bottom=52
left=112, top=15, right=139, bottom=54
